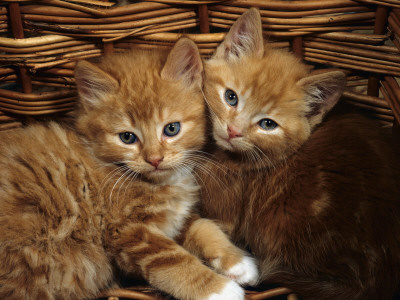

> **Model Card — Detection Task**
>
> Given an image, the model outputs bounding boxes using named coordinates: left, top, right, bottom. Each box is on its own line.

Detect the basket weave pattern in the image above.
left=0, top=0, right=399, bottom=299
left=0, top=0, right=400, bottom=131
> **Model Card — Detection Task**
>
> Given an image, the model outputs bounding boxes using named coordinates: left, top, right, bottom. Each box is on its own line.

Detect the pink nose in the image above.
left=146, top=156, right=163, bottom=168
left=227, top=125, right=242, bottom=139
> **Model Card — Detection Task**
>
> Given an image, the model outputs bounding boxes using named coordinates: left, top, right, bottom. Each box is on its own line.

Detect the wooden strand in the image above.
left=0, top=44, right=99, bottom=58
left=343, top=90, right=391, bottom=109
left=355, top=0, right=400, bottom=8
left=211, top=21, right=374, bottom=37
left=23, top=11, right=196, bottom=31
left=26, top=52, right=102, bottom=70
left=345, top=99, right=394, bottom=116
left=382, top=77, right=400, bottom=118
left=110, top=31, right=225, bottom=43
left=20, top=2, right=171, bottom=18
left=31, top=76, right=75, bottom=86
left=305, top=37, right=398, bottom=54
left=0, top=100, right=75, bottom=111
left=313, top=32, right=388, bottom=44
left=381, top=80, right=400, bottom=123
left=22, top=7, right=191, bottom=25
left=210, top=5, right=372, bottom=18
left=0, top=75, right=18, bottom=82
left=0, top=40, right=89, bottom=54
left=304, top=47, right=400, bottom=70
left=303, top=41, right=400, bottom=63
left=0, top=96, right=76, bottom=108
left=0, top=122, right=22, bottom=130
left=0, top=106, right=75, bottom=116
left=61, top=0, right=115, bottom=7
left=0, top=34, right=74, bottom=48
left=245, top=287, right=292, bottom=299
left=146, top=0, right=225, bottom=4
left=98, top=287, right=166, bottom=300
left=209, top=10, right=375, bottom=26
left=32, top=0, right=109, bottom=17
left=304, top=51, right=400, bottom=76
left=0, top=88, right=75, bottom=101
left=227, top=0, right=360, bottom=10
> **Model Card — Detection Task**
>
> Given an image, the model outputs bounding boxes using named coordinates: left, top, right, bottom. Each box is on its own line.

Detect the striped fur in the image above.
left=0, top=38, right=257, bottom=300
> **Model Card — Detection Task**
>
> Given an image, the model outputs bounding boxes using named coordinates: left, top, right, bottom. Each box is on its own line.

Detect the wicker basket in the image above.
left=1, top=0, right=399, bottom=299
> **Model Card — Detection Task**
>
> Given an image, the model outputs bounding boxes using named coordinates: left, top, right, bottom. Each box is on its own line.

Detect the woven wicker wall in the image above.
left=0, top=0, right=399, bottom=133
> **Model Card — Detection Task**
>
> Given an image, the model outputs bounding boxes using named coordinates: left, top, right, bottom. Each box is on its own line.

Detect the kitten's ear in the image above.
left=213, top=8, right=264, bottom=60
left=161, top=37, right=203, bottom=88
left=74, top=60, right=119, bottom=105
left=298, top=71, right=346, bottom=127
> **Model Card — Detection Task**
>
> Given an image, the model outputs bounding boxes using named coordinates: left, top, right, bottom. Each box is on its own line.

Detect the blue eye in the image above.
left=225, top=89, right=238, bottom=106
left=164, top=122, right=180, bottom=137
left=258, top=119, right=278, bottom=130
left=119, top=132, right=137, bottom=144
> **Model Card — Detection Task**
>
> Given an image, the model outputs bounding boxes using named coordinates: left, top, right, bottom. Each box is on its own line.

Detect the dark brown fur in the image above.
left=199, top=9, right=400, bottom=300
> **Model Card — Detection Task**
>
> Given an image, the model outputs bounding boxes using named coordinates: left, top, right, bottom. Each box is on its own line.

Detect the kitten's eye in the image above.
left=258, top=119, right=278, bottom=130
left=119, top=132, right=137, bottom=144
left=163, top=122, right=181, bottom=137
left=225, top=89, right=238, bottom=106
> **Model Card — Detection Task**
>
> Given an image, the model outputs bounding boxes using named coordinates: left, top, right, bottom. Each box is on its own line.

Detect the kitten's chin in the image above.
left=142, top=168, right=174, bottom=182
left=216, top=139, right=236, bottom=152
left=215, top=136, right=242, bottom=153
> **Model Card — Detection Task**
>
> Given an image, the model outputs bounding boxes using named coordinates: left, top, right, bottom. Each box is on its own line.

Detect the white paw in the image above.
left=226, top=256, right=259, bottom=286
left=206, top=280, right=244, bottom=300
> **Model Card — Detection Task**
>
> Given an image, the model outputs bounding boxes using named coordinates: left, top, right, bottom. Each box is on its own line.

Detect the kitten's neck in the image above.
left=213, top=148, right=274, bottom=172
left=141, top=166, right=196, bottom=187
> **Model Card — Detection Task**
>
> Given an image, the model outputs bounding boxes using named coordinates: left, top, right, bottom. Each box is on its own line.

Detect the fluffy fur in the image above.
left=0, top=38, right=258, bottom=300
left=199, top=8, right=400, bottom=300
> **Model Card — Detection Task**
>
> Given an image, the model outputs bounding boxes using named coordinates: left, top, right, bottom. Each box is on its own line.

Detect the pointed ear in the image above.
left=74, top=60, right=119, bottom=105
left=213, top=8, right=264, bottom=61
left=298, top=71, right=346, bottom=127
left=161, top=37, right=203, bottom=88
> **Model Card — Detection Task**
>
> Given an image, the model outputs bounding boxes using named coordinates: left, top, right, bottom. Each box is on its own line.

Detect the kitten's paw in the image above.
left=226, top=256, right=259, bottom=286
left=205, top=280, right=244, bottom=300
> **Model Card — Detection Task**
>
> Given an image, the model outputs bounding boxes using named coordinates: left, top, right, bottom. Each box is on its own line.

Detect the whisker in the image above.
left=108, top=167, right=132, bottom=206
left=98, top=164, right=128, bottom=201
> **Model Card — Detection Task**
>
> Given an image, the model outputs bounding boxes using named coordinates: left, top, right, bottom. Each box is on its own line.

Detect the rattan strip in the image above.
left=226, top=0, right=360, bottom=10
left=356, top=0, right=400, bottom=8
left=22, top=7, right=192, bottom=25
left=209, top=10, right=375, bottom=26
left=0, top=0, right=398, bottom=124
left=98, top=286, right=293, bottom=300
left=19, top=2, right=171, bottom=18
left=211, top=4, right=373, bottom=18
left=381, top=77, right=400, bottom=122
left=389, top=10, right=400, bottom=51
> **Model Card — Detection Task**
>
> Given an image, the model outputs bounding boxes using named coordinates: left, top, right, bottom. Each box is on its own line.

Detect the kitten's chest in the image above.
left=158, top=175, right=199, bottom=239
left=116, top=174, right=199, bottom=239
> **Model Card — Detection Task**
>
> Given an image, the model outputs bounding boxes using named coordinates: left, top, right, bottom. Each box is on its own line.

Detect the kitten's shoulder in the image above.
left=303, top=107, right=400, bottom=167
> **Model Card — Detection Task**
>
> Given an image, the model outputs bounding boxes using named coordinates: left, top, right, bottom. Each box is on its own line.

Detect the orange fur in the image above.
left=199, top=9, right=400, bottom=300
left=0, top=38, right=256, bottom=300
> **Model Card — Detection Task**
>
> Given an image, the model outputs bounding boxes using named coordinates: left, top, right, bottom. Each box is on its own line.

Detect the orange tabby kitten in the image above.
left=199, top=9, right=400, bottom=300
left=0, top=38, right=258, bottom=300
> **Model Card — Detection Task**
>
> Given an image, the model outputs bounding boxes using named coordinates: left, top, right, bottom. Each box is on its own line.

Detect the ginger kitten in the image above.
left=0, top=38, right=258, bottom=300
left=199, top=9, right=400, bottom=300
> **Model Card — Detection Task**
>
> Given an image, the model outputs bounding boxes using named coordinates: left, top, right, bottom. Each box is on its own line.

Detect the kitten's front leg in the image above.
left=107, top=223, right=245, bottom=300
left=181, top=218, right=259, bottom=286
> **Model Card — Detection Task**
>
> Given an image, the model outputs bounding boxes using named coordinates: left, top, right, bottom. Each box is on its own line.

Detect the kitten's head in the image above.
left=74, top=38, right=205, bottom=182
left=204, top=8, right=346, bottom=167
